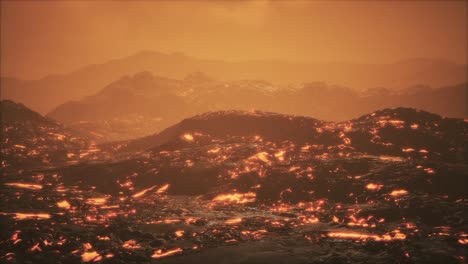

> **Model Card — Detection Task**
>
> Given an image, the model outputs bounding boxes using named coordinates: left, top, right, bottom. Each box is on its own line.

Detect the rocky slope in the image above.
left=1, top=108, right=466, bottom=263
left=46, top=71, right=467, bottom=142
left=1, top=100, right=111, bottom=172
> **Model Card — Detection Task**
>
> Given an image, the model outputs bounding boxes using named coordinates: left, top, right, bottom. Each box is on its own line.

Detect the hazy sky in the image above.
left=1, top=1, right=467, bottom=79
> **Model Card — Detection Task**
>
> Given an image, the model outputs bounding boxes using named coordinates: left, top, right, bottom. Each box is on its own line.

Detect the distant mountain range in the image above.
left=2, top=50, right=466, bottom=114
left=45, top=71, right=467, bottom=142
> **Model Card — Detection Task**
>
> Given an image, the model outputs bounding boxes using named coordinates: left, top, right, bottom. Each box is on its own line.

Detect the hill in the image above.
left=2, top=50, right=466, bottom=114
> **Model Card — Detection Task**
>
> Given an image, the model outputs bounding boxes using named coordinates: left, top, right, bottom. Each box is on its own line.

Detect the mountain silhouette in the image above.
left=46, top=72, right=467, bottom=141
left=2, top=50, right=466, bottom=114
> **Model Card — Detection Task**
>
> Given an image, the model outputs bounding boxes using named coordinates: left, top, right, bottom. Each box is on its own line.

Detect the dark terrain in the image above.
left=46, top=71, right=467, bottom=142
left=1, top=101, right=467, bottom=263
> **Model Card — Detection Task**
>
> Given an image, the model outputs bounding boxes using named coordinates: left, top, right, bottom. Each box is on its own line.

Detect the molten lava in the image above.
left=4, top=182, right=43, bottom=190
left=151, top=248, right=183, bottom=259
left=212, top=192, right=256, bottom=204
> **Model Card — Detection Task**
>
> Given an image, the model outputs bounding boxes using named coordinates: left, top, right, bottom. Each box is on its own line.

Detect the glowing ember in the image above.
left=249, top=152, right=271, bottom=164
left=274, top=150, right=286, bottom=161
left=83, top=243, right=93, bottom=250
left=182, top=133, right=194, bottom=141
left=208, top=147, right=221, bottom=153
left=122, top=240, right=142, bottom=249
left=366, top=183, right=383, bottom=191
left=390, top=189, right=408, bottom=196
left=10, top=231, right=21, bottom=244
left=29, top=243, right=42, bottom=252
left=81, top=251, right=101, bottom=262
left=175, top=230, right=185, bottom=237
left=402, top=148, right=415, bottom=152
left=212, top=192, right=256, bottom=204
left=3, top=213, right=51, bottom=220
left=327, top=231, right=406, bottom=241
left=225, top=217, right=243, bottom=225
left=57, top=200, right=71, bottom=209
left=151, top=248, right=183, bottom=259
left=424, top=168, right=435, bottom=174
left=156, top=184, right=170, bottom=194
left=4, top=182, right=42, bottom=190
left=86, top=197, right=108, bottom=205
left=132, top=185, right=157, bottom=198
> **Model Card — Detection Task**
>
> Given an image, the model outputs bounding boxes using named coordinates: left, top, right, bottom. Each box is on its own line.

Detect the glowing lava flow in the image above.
left=57, top=200, right=71, bottom=209
left=182, top=133, right=194, bottom=141
left=225, top=217, right=243, bottom=225
left=151, top=248, right=183, bottom=259
left=86, top=197, right=108, bottom=205
left=156, top=184, right=170, bottom=194
left=212, top=192, right=256, bottom=204
left=122, top=240, right=142, bottom=249
left=4, top=182, right=43, bottom=190
left=132, top=185, right=157, bottom=198
left=390, top=189, right=408, bottom=196
left=249, top=152, right=271, bottom=164
left=327, top=231, right=406, bottom=241
left=366, top=183, right=383, bottom=191
left=0, top=213, right=52, bottom=220
left=81, top=251, right=101, bottom=262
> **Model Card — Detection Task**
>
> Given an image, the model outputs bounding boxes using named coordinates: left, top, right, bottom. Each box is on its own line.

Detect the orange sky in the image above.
left=1, top=1, right=467, bottom=80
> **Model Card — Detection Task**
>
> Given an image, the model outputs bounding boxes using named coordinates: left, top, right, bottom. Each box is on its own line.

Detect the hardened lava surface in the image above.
left=1, top=107, right=467, bottom=263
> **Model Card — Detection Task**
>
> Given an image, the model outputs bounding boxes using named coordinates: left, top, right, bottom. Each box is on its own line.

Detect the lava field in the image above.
left=1, top=103, right=467, bottom=264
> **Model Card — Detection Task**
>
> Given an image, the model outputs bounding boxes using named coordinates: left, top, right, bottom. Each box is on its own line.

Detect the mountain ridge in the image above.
left=2, top=50, right=466, bottom=114
left=45, top=71, right=467, bottom=142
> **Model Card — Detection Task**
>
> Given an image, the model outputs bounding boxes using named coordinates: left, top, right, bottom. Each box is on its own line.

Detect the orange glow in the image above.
left=249, top=152, right=270, bottom=164
left=182, top=133, right=194, bottom=141
left=57, top=200, right=71, bottom=209
left=86, top=197, right=108, bottom=205
left=212, top=192, right=256, bottom=204
left=390, top=189, right=409, bottom=196
left=402, top=148, right=415, bottom=152
left=156, top=184, right=170, bottom=194
left=175, top=230, right=185, bottom=237
left=151, top=248, right=183, bottom=259
left=274, top=150, right=286, bottom=161
left=327, top=231, right=406, bottom=241
left=225, top=217, right=243, bottom=225
left=366, top=183, right=383, bottom=191
left=132, top=185, right=157, bottom=198
left=208, top=147, right=221, bottom=153
left=81, top=251, right=101, bottom=262
left=122, top=240, right=142, bottom=249
left=29, top=243, right=42, bottom=252
left=4, top=182, right=43, bottom=190
left=10, top=213, right=51, bottom=220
